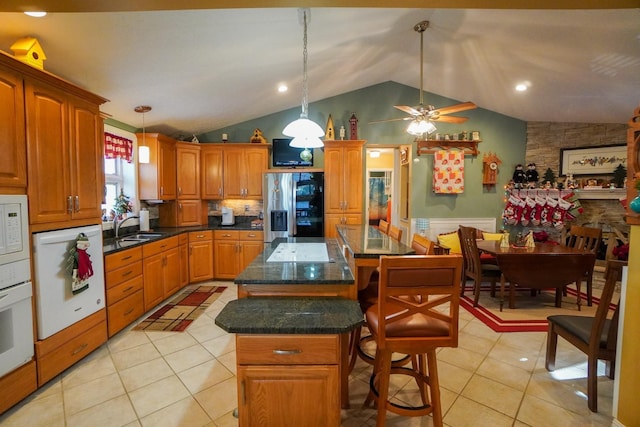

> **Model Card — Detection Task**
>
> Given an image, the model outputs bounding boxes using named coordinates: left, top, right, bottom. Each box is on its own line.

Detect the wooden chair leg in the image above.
left=347, top=326, right=362, bottom=374
left=586, top=275, right=593, bottom=307
left=545, top=326, right=558, bottom=371
left=473, top=278, right=481, bottom=307
left=587, top=355, right=598, bottom=412
left=375, top=350, right=393, bottom=427
left=426, top=349, right=443, bottom=427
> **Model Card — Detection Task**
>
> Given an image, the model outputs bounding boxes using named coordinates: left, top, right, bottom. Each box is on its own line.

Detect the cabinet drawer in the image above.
left=189, top=230, right=212, bottom=241
left=214, top=230, right=239, bottom=240
left=107, top=289, right=144, bottom=337
left=105, top=246, right=142, bottom=270
left=143, top=235, right=179, bottom=257
left=105, top=261, right=143, bottom=289
left=239, top=230, right=263, bottom=241
left=106, top=274, right=143, bottom=304
left=236, top=334, right=339, bottom=365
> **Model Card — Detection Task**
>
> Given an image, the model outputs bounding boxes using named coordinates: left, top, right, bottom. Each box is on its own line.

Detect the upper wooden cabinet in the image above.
left=138, top=133, right=177, bottom=200
left=0, top=66, right=26, bottom=192
left=176, top=142, right=200, bottom=199
left=201, top=145, right=224, bottom=199
left=223, top=145, right=267, bottom=199
left=25, top=79, right=105, bottom=229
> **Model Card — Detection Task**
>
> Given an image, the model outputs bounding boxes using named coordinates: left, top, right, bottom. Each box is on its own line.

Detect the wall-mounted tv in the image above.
left=272, top=138, right=313, bottom=168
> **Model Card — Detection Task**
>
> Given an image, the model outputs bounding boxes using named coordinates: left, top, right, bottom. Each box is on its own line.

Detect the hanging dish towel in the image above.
left=433, top=149, right=464, bottom=194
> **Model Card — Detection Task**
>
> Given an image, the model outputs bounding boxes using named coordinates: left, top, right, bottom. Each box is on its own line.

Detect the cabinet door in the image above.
left=342, top=145, right=363, bottom=214
left=201, top=146, right=224, bottom=199
left=143, top=253, right=164, bottom=310
left=177, top=143, right=200, bottom=199
left=0, top=67, right=26, bottom=190
left=25, top=80, right=71, bottom=224
left=244, top=147, right=266, bottom=199
left=240, top=241, right=263, bottom=271
left=323, top=147, right=344, bottom=214
left=179, top=241, right=189, bottom=288
left=69, top=95, right=104, bottom=220
left=324, top=214, right=342, bottom=239
left=177, top=199, right=202, bottom=226
left=163, top=247, right=181, bottom=298
left=159, top=138, right=177, bottom=199
left=189, top=239, right=214, bottom=282
left=214, top=240, right=239, bottom=279
left=223, top=148, right=244, bottom=198
left=237, top=365, right=340, bottom=427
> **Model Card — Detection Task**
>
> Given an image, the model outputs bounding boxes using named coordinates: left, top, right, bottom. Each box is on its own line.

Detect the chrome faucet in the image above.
left=114, top=215, right=139, bottom=238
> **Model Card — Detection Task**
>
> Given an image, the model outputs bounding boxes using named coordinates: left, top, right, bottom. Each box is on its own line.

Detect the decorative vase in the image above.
left=630, top=195, right=640, bottom=213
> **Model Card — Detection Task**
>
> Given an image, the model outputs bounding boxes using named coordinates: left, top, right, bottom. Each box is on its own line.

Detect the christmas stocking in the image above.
left=563, top=192, right=584, bottom=221
left=531, top=194, right=546, bottom=226
left=503, top=194, right=523, bottom=225
left=553, top=197, right=573, bottom=230
left=541, top=196, right=558, bottom=227
left=521, top=196, right=536, bottom=226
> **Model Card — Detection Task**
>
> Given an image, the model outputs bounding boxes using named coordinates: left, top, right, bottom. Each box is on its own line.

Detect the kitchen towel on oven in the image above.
left=433, top=149, right=464, bottom=194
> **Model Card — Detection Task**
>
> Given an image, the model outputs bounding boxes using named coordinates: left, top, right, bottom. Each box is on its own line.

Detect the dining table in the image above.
left=476, top=239, right=596, bottom=310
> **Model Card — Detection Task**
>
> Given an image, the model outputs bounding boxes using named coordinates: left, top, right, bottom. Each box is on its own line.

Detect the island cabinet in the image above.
left=25, top=78, right=106, bottom=231
left=200, top=145, right=224, bottom=199
left=223, top=145, right=267, bottom=199
left=323, top=140, right=365, bottom=238
left=138, top=133, right=177, bottom=201
left=0, top=65, right=26, bottom=192
left=236, top=335, right=340, bottom=427
left=188, top=230, right=214, bottom=282
left=214, top=229, right=264, bottom=280
left=104, top=246, right=144, bottom=337
left=142, top=235, right=180, bottom=311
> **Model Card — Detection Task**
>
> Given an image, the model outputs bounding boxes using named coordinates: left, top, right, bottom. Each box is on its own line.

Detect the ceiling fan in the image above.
left=370, top=20, right=477, bottom=136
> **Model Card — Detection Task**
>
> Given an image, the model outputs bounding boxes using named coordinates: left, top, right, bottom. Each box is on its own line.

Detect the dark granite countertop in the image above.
left=336, top=225, right=415, bottom=258
left=215, top=297, right=364, bottom=334
left=233, top=237, right=355, bottom=285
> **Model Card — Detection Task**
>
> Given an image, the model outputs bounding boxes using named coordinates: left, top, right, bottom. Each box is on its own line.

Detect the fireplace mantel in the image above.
left=573, top=188, right=627, bottom=200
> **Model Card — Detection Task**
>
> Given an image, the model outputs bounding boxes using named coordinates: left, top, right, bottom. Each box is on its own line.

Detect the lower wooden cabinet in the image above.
left=104, top=246, right=144, bottom=337
left=214, top=230, right=264, bottom=280
left=325, top=213, right=362, bottom=238
left=235, top=334, right=340, bottom=427
left=179, top=233, right=189, bottom=288
left=0, top=361, right=37, bottom=415
left=188, top=230, right=213, bottom=282
left=142, top=236, right=180, bottom=311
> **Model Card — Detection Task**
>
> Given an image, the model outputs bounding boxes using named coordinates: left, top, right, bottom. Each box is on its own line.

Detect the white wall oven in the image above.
left=0, top=195, right=34, bottom=378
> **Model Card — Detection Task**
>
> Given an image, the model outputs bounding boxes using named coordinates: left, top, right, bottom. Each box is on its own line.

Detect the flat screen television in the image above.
left=272, top=138, right=313, bottom=167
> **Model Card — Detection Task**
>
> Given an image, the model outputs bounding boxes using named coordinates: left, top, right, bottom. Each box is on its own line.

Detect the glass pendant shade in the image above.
left=289, top=135, right=324, bottom=148
left=283, top=118, right=325, bottom=139
left=407, top=118, right=436, bottom=136
left=135, top=105, right=152, bottom=164
left=138, top=145, right=150, bottom=164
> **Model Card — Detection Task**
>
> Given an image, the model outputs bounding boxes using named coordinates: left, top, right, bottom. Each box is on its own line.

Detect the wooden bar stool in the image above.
left=363, top=255, right=463, bottom=426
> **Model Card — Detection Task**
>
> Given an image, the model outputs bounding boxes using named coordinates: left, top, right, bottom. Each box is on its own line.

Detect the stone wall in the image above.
left=525, top=122, right=628, bottom=235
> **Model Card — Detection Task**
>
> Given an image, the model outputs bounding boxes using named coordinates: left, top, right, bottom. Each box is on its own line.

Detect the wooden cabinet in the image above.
left=25, top=79, right=105, bottom=230
left=214, top=229, right=264, bottom=279
left=236, top=334, right=340, bottom=427
left=201, top=145, right=224, bottom=199
left=104, top=246, right=144, bottom=337
left=189, top=230, right=214, bottom=283
left=142, top=236, right=180, bottom=310
left=0, top=361, right=37, bottom=414
left=138, top=133, right=177, bottom=201
left=223, top=145, right=267, bottom=199
left=324, top=140, right=365, bottom=237
left=0, top=65, right=26, bottom=192
left=177, top=142, right=201, bottom=199
left=179, top=233, right=189, bottom=288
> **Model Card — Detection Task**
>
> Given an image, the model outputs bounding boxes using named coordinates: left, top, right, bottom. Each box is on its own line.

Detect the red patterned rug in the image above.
left=460, top=284, right=615, bottom=333
left=134, top=285, right=226, bottom=332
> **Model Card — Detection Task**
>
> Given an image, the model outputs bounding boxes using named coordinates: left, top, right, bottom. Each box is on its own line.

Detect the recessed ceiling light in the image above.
left=369, top=150, right=381, bottom=158
left=277, top=84, right=288, bottom=93
left=24, top=11, right=47, bottom=17
left=515, top=82, right=530, bottom=92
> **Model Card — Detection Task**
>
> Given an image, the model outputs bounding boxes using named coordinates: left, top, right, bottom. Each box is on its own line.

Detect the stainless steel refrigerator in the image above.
left=263, top=172, right=324, bottom=242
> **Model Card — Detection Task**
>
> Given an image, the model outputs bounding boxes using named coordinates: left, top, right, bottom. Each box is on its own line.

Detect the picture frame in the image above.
left=560, top=144, right=627, bottom=176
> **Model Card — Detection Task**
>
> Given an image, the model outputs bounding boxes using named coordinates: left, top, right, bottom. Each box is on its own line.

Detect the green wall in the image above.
left=199, top=81, right=526, bottom=226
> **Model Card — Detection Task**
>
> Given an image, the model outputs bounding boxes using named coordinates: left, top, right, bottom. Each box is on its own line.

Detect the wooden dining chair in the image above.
left=388, top=225, right=402, bottom=242
left=495, top=252, right=596, bottom=311
left=378, top=219, right=389, bottom=234
left=564, top=225, right=602, bottom=306
left=545, top=259, right=626, bottom=412
left=411, top=233, right=437, bottom=255
left=458, top=225, right=501, bottom=306
left=363, top=255, right=463, bottom=427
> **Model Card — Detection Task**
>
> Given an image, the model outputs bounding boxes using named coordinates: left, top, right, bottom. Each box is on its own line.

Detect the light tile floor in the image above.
left=1, top=281, right=617, bottom=427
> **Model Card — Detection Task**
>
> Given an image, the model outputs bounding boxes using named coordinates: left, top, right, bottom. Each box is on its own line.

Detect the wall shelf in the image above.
left=416, top=140, right=480, bottom=156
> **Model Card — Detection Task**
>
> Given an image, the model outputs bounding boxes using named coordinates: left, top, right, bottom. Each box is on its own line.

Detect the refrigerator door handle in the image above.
left=291, top=177, right=297, bottom=237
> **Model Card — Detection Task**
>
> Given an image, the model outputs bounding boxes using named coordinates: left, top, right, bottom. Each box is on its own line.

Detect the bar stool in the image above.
left=363, top=255, right=462, bottom=426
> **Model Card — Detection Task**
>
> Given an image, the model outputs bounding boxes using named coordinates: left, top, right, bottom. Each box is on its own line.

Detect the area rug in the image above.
left=134, top=285, right=226, bottom=332
left=460, top=283, right=617, bottom=333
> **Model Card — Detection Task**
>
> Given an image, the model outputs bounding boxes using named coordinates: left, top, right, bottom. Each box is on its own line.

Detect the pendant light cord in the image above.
left=301, top=9, right=309, bottom=119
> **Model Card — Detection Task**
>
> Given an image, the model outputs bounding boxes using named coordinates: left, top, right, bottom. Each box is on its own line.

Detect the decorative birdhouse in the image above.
left=10, top=37, right=47, bottom=70
left=325, top=114, right=335, bottom=140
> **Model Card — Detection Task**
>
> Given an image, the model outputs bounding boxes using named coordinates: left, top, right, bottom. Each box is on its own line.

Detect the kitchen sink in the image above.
left=119, top=233, right=164, bottom=242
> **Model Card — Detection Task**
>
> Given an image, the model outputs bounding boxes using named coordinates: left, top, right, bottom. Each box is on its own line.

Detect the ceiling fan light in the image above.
left=289, top=135, right=324, bottom=148
left=283, top=117, right=325, bottom=139
left=407, top=119, right=436, bottom=136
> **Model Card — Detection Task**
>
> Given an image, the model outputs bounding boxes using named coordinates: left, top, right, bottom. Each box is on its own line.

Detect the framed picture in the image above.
left=560, top=144, right=627, bottom=175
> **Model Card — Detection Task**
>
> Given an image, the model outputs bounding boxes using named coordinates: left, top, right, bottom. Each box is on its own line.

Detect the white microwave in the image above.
left=0, top=195, right=29, bottom=265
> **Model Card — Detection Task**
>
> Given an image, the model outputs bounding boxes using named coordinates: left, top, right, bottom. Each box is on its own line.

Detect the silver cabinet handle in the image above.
left=75, top=195, right=80, bottom=212
left=67, top=196, right=73, bottom=214
left=273, top=349, right=302, bottom=355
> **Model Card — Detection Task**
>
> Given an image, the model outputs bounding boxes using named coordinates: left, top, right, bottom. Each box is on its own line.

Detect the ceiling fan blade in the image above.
left=369, top=117, right=413, bottom=124
left=432, top=101, right=477, bottom=116
left=394, top=105, right=421, bottom=116
left=431, top=115, right=468, bottom=124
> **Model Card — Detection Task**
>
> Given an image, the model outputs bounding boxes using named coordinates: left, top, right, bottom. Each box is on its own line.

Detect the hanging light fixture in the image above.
left=283, top=8, right=324, bottom=156
left=135, top=105, right=151, bottom=164
left=406, top=21, right=436, bottom=137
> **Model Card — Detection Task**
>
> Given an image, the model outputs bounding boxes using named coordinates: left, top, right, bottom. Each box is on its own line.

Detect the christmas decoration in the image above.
left=65, top=233, right=94, bottom=294
left=526, top=163, right=539, bottom=187
left=512, top=164, right=526, bottom=188
left=114, top=189, right=133, bottom=217
left=612, top=164, right=626, bottom=188
left=542, top=168, right=556, bottom=187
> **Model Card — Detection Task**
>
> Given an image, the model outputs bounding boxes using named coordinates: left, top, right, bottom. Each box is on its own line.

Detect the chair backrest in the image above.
left=388, top=225, right=403, bottom=242
left=458, top=225, right=482, bottom=280
left=565, top=225, right=602, bottom=253
left=378, top=219, right=389, bottom=234
left=594, top=259, right=626, bottom=352
left=375, top=255, right=463, bottom=353
left=495, top=252, right=596, bottom=290
left=411, top=234, right=436, bottom=255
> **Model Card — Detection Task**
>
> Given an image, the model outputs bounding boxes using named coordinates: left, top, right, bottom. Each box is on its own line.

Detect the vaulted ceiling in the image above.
left=0, top=1, right=638, bottom=137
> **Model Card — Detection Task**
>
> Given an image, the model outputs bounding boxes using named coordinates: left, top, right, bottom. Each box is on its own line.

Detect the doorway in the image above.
left=366, top=170, right=393, bottom=226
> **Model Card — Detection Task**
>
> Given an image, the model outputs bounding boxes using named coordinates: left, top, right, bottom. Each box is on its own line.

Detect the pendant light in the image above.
left=283, top=8, right=324, bottom=152
left=135, top=105, right=151, bottom=164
